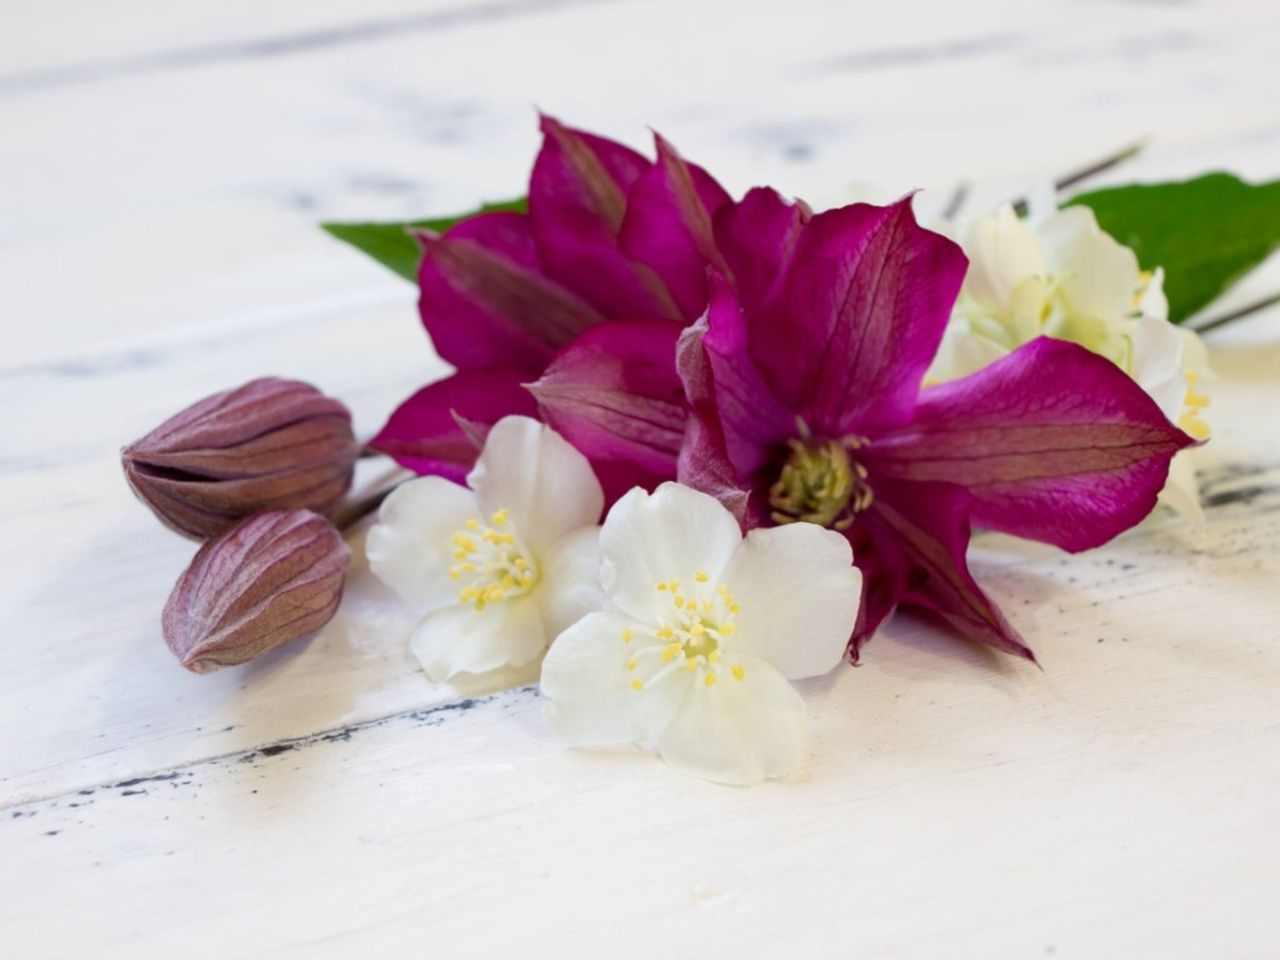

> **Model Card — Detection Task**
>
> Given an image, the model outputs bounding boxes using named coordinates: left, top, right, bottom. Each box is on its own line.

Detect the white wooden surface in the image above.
left=3, top=1, right=1280, bottom=956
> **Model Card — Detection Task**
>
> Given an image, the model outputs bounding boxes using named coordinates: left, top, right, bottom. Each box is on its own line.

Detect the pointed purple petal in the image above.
left=528, top=320, right=686, bottom=505
left=529, top=116, right=682, bottom=320
left=713, top=186, right=810, bottom=316
left=416, top=212, right=604, bottom=375
left=843, top=520, right=906, bottom=663
left=868, top=337, right=1197, bottom=552
left=617, top=133, right=732, bottom=320
left=862, top=480, right=1035, bottom=661
left=752, top=197, right=967, bottom=435
left=370, top=369, right=537, bottom=481
left=675, top=316, right=752, bottom=528
left=698, top=271, right=797, bottom=479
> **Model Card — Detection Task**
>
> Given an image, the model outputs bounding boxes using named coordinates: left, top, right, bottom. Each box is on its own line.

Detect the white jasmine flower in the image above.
left=927, top=202, right=1211, bottom=522
left=367, top=416, right=605, bottom=681
left=540, top=482, right=862, bottom=786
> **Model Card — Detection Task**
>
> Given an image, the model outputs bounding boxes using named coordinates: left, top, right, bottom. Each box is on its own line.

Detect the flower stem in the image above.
left=330, top=473, right=409, bottom=531
left=1012, top=139, right=1147, bottom=215
left=1191, top=290, right=1280, bottom=334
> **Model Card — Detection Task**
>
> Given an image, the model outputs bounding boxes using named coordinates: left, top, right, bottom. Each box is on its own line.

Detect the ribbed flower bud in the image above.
left=123, top=378, right=358, bottom=540
left=163, top=509, right=350, bottom=673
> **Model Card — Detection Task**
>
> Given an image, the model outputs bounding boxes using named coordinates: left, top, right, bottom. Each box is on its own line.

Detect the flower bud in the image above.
left=123, top=377, right=358, bottom=540
left=163, top=509, right=350, bottom=673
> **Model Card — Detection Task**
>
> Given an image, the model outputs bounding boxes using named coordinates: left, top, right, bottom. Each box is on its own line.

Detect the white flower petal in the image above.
left=366, top=476, right=482, bottom=615
left=409, top=595, right=546, bottom=682
left=656, top=656, right=807, bottom=786
left=467, top=416, right=604, bottom=554
left=1179, top=326, right=1214, bottom=378
left=1159, top=452, right=1205, bottom=529
left=541, top=611, right=689, bottom=747
left=926, top=321, right=1012, bottom=384
left=962, top=204, right=1047, bottom=316
left=537, top=526, right=606, bottom=639
left=599, top=483, right=744, bottom=622
left=721, top=524, right=860, bottom=679
left=1128, top=315, right=1187, bottom=423
left=1136, top=266, right=1170, bottom=323
left=1038, top=206, right=1139, bottom=323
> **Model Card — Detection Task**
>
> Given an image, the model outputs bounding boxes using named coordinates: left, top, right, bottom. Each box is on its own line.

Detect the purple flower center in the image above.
left=767, top=434, right=873, bottom=530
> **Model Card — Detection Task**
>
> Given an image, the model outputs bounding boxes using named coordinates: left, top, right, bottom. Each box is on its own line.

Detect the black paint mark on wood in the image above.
left=1203, top=485, right=1275, bottom=510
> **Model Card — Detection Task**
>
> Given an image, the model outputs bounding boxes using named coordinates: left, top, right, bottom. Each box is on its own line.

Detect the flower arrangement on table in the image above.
left=123, top=117, right=1280, bottom=784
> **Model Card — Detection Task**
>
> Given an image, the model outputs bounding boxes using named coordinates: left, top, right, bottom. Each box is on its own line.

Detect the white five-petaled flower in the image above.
left=367, top=416, right=605, bottom=681
left=927, top=201, right=1211, bottom=523
left=540, top=482, right=862, bottom=786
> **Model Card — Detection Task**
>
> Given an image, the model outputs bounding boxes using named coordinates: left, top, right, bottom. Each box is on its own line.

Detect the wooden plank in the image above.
left=5, top=0, right=1280, bottom=368
left=4, top=463, right=1276, bottom=956
left=3, top=1, right=1280, bottom=953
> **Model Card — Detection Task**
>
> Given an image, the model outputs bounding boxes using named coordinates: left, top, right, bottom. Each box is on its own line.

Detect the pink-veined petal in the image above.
left=868, top=337, right=1197, bottom=552
left=713, top=187, right=810, bottom=316
left=529, top=115, right=681, bottom=321
left=369, top=369, right=537, bottom=481
left=861, top=480, right=1035, bottom=661
left=416, top=212, right=604, bottom=374
left=698, top=272, right=798, bottom=481
left=675, top=316, right=753, bottom=528
left=618, top=133, right=732, bottom=320
left=754, top=197, right=967, bottom=435
left=528, top=320, right=687, bottom=506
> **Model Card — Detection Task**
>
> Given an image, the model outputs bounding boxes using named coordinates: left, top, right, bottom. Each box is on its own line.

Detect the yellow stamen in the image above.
left=621, top=627, right=634, bottom=644
left=685, top=658, right=698, bottom=672
left=465, top=519, right=480, bottom=531
left=732, top=664, right=745, bottom=681
left=704, top=673, right=717, bottom=687
left=695, top=571, right=709, bottom=583
left=626, top=659, right=637, bottom=672
left=631, top=678, right=644, bottom=691
left=720, top=623, right=736, bottom=636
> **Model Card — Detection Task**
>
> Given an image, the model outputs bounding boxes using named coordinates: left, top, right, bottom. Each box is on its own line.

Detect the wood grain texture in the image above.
left=2, top=0, right=1279, bottom=956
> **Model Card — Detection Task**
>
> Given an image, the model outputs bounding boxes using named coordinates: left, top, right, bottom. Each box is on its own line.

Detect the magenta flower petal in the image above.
left=416, top=212, right=603, bottom=376
left=530, top=115, right=682, bottom=320
left=370, top=368, right=537, bottom=481
left=765, top=197, right=968, bottom=434
left=618, top=133, right=732, bottom=319
left=866, top=480, right=1034, bottom=661
left=713, top=186, right=810, bottom=315
left=868, top=338, right=1197, bottom=552
left=697, top=271, right=798, bottom=481
left=675, top=317, right=752, bottom=526
left=528, top=319, right=687, bottom=504
left=672, top=193, right=1193, bottom=660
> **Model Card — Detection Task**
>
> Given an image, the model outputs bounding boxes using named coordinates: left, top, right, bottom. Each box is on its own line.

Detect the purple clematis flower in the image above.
left=370, top=116, right=730, bottom=495
left=669, top=188, right=1196, bottom=659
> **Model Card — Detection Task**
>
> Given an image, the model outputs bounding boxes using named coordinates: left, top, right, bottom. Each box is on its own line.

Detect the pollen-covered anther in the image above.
left=624, top=575, right=743, bottom=694
left=449, top=507, right=538, bottom=610
left=769, top=434, right=874, bottom=530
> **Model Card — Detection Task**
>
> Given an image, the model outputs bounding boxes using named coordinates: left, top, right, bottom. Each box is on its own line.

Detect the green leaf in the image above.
left=1068, top=172, right=1280, bottom=323
left=322, top=196, right=528, bottom=282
